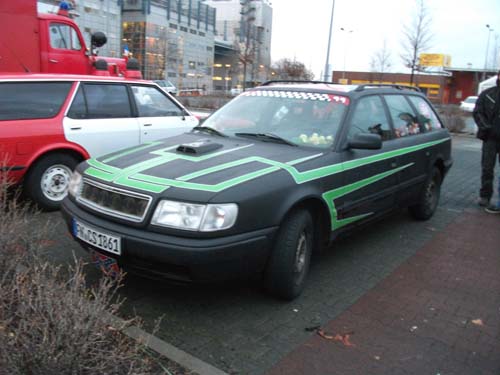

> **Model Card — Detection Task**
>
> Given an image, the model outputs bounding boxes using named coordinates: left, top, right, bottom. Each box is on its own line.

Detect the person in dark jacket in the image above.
left=473, top=71, right=500, bottom=207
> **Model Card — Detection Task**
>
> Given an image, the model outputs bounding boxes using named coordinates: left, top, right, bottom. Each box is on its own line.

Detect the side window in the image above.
left=0, top=82, right=72, bottom=120
left=407, top=96, right=443, bottom=131
left=131, top=85, right=184, bottom=117
left=83, top=84, right=131, bottom=119
left=49, top=23, right=81, bottom=50
left=67, top=86, right=87, bottom=119
left=348, top=95, right=392, bottom=141
left=384, top=95, right=420, bottom=138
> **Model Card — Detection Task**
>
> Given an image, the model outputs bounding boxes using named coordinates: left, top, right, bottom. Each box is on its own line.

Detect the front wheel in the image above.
left=24, top=154, right=78, bottom=211
left=265, top=209, right=314, bottom=300
left=409, top=167, right=442, bottom=220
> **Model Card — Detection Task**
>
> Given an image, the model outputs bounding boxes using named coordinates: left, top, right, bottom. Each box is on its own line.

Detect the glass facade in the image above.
left=122, top=0, right=216, bottom=89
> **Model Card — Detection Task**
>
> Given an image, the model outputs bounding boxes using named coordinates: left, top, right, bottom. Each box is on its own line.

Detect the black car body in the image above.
left=61, top=82, right=452, bottom=300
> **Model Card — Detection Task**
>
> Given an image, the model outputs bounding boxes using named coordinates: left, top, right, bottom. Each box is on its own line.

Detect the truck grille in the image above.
left=78, top=180, right=152, bottom=222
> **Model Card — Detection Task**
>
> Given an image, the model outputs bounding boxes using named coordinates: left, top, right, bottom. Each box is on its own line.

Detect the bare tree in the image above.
left=370, top=40, right=392, bottom=82
left=272, top=58, right=314, bottom=80
left=400, top=0, right=433, bottom=84
left=238, top=0, right=257, bottom=90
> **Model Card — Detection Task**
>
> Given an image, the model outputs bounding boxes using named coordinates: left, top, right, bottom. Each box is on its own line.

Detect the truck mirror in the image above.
left=91, top=32, right=107, bottom=48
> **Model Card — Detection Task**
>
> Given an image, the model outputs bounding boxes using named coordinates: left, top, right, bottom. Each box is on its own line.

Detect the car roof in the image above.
left=0, top=73, right=149, bottom=84
left=252, top=80, right=424, bottom=97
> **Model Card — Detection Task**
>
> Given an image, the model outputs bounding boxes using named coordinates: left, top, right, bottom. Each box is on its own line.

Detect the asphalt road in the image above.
left=41, top=134, right=486, bottom=375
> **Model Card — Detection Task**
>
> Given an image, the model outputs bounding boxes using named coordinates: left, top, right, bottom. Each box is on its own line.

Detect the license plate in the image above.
left=73, top=219, right=121, bottom=255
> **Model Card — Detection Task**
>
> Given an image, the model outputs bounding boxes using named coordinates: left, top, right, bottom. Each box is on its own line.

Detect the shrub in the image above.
left=439, top=105, right=466, bottom=133
left=0, top=175, right=156, bottom=375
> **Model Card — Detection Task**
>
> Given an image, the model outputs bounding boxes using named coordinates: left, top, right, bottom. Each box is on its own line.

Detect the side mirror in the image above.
left=348, top=133, right=382, bottom=150
left=91, top=32, right=107, bottom=48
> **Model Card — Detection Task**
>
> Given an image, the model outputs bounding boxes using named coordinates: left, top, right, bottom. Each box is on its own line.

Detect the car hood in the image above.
left=81, top=132, right=324, bottom=200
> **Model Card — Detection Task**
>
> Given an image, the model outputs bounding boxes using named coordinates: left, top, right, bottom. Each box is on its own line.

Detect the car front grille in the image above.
left=78, top=180, right=152, bottom=222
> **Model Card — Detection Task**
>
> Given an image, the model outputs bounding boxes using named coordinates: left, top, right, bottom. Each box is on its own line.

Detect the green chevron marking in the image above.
left=102, top=141, right=164, bottom=163
left=83, top=138, right=447, bottom=198
left=322, top=163, right=414, bottom=231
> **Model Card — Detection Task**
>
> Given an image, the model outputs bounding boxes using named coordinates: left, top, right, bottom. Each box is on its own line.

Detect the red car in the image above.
left=0, top=73, right=199, bottom=210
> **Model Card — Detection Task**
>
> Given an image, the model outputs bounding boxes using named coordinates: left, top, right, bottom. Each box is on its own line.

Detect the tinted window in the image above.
left=384, top=95, right=420, bottom=138
left=0, top=82, right=72, bottom=120
left=348, top=95, right=392, bottom=141
left=131, top=85, right=183, bottom=117
left=407, top=96, right=443, bottom=131
left=83, top=84, right=131, bottom=119
left=49, top=23, right=81, bottom=50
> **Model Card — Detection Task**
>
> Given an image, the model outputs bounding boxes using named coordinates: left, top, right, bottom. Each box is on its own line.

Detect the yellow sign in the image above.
left=419, top=54, right=451, bottom=67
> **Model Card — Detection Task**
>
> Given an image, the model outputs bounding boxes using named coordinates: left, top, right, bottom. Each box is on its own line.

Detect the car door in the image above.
left=336, top=94, right=400, bottom=227
left=47, top=22, right=88, bottom=75
left=130, top=84, right=198, bottom=143
left=64, top=82, right=140, bottom=157
left=391, top=94, right=445, bottom=205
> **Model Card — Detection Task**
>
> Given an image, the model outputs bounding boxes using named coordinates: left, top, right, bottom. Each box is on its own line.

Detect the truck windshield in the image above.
left=202, top=90, right=349, bottom=148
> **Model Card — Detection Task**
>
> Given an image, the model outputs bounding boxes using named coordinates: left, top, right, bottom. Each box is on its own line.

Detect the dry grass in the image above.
left=0, top=174, right=158, bottom=375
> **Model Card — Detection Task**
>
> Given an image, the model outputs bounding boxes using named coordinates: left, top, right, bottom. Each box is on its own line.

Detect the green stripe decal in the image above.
left=83, top=137, right=448, bottom=199
left=102, top=141, right=164, bottom=163
left=322, top=163, right=414, bottom=231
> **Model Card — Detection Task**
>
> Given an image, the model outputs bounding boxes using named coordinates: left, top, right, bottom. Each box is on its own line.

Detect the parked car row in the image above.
left=1, top=75, right=452, bottom=299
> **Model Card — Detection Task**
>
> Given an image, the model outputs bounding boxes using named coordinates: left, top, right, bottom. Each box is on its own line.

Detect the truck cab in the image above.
left=0, top=0, right=140, bottom=78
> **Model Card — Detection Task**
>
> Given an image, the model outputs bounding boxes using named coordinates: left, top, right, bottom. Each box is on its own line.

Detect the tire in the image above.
left=265, top=209, right=314, bottom=300
left=409, top=167, right=442, bottom=220
left=24, top=154, right=78, bottom=211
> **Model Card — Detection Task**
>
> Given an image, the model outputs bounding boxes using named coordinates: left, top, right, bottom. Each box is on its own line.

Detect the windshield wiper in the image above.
left=192, top=126, right=227, bottom=137
left=234, top=132, right=297, bottom=146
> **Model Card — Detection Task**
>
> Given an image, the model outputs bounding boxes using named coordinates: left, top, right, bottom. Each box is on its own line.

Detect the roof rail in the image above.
left=260, top=80, right=335, bottom=86
left=354, top=83, right=421, bottom=92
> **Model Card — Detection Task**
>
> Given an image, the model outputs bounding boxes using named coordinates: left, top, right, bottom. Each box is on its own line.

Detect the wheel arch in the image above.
left=278, top=195, right=332, bottom=253
left=23, top=144, right=89, bottom=182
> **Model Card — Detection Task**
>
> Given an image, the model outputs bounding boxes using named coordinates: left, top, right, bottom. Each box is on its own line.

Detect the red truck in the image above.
left=0, top=0, right=140, bottom=78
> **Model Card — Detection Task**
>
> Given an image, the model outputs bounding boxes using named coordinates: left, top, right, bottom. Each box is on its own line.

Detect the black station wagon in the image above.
left=61, top=81, right=453, bottom=300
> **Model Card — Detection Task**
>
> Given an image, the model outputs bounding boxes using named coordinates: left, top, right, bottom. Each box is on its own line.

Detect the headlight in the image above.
left=68, top=171, right=83, bottom=198
left=151, top=200, right=238, bottom=231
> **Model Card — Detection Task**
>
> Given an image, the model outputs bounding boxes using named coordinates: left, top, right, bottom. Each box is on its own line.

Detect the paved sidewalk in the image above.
left=267, top=209, right=500, bottom=375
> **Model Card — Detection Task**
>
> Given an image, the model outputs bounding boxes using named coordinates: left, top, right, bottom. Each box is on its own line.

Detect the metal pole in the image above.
left=323, top=0, right=335, bottom=82
left=341, top=28, right=353, bottom=80
left=483, top=24, right=493, bottom=80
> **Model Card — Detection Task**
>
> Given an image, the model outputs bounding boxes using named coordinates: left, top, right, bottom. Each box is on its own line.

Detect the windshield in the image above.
left=464, top=96, right=477, bottom=103
left=202, top=90, right=349, bottom=148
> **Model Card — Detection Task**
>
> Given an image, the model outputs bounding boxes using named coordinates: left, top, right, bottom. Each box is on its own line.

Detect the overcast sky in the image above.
left=270, top=0, right=500, bottom=79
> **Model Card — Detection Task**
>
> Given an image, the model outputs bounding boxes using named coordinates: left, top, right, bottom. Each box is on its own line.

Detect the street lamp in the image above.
left=483, top=24, right=494, bottom=79
left=340, top=27, right=353, bottom=81
left=323, top=0, right=335, bottom=82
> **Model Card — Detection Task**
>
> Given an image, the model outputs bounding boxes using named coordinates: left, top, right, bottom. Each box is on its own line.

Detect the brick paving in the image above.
left=266, top=210, right=500, bottom=375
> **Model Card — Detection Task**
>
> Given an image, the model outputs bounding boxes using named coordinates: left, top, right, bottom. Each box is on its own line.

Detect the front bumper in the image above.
left=61, top=198, right=278, bottom=282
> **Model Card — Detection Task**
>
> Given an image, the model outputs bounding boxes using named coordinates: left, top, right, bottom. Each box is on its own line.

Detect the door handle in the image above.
left=70, top=126, right=82, bottom=130
left=143, top=123, right=153, bottom=127
left=390, top=162, right=398, bottom=168
left=49, top=59, right=59, bottom=63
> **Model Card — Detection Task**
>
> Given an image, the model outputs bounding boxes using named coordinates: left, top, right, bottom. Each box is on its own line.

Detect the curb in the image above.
left=110, top=315, right=229, bottom=375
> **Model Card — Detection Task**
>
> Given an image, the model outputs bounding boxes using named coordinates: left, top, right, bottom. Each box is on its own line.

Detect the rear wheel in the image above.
left=265, top=209, right=313, bottom=300
left=409, top=167, right=442, bottom=220
left=24, top=154, right=78, bottom=211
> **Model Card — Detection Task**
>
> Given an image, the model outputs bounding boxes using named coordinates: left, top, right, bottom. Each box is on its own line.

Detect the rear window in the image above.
left=0, top=82, right=72, bottom=120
